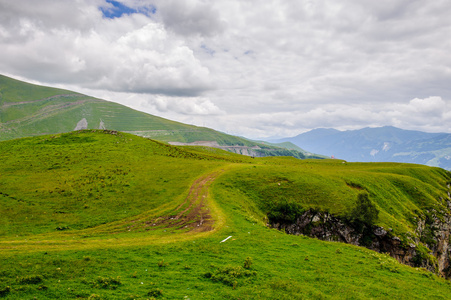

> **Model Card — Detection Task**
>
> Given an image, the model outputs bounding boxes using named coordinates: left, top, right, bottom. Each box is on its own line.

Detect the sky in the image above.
left=1, top=0, right=451, bottom=139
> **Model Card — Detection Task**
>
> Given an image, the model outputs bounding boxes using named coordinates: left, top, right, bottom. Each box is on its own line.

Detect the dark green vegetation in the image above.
left=1, top=130, right=451, bottom=299
left=276, top=126, right=451, bottom=170
left=349, top=192, right=380, bottom=227
left=0, top=74, right=318, bottom=159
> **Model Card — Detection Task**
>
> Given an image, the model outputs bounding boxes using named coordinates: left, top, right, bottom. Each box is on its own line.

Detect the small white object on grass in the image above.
left=220, top=236, right=232, bottom=243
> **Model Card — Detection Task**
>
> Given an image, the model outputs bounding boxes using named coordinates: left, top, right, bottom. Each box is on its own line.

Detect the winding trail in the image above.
left=156, top=171, right=221, bottom=232
left=121, top=169, right=225, bottom=233
left=0, top=168, right=229, bottom=252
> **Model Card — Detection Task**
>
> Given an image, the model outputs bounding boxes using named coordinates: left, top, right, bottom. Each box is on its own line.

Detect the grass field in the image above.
left=1, top=130, right=451, bottom=299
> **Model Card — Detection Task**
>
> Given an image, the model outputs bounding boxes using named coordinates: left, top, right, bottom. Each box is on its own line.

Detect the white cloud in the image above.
left=406, top=97, right=446, bottom=114
left=1, top=0, right=451, bottom=138
left=0, top=0, right=212, bottom=96
left=143, top=95, right=225, bottom=116
left=384, top=96, right=451, bottom=131
left=152, top=0, right=226, bottom=37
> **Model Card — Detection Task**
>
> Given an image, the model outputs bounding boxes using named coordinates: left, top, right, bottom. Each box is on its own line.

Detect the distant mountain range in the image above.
left=0, top=74, right=322, bottom=159
left=272, top=126, right=451, bottom=170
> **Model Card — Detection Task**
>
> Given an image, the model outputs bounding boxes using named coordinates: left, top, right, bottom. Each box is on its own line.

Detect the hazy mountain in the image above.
left=273, top=126, right=451, bottom=170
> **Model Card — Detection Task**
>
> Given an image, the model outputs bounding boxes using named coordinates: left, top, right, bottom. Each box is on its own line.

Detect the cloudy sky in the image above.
left=1, top=0, right=451, bottom=138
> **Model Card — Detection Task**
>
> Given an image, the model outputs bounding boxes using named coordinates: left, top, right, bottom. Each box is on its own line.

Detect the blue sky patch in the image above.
left=100, top=0, right=156, bottom=19
left=201, top=44, right=215, bottom=56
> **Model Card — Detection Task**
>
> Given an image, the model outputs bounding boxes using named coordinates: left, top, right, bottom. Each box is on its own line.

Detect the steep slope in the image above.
left=275, top=126, right=451, bottom=169
left=0, top=74, right=196, bottom=140
left=0, top=74, right=318, bottom=159
left=1, top=131, right=451, bottom=299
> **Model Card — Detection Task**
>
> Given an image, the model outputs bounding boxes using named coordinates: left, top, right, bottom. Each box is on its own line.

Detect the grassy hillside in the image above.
left=219, top=160, right=451, bottom=236
left=1, top=130, right=451, bottom=299
left=0, top=75, right=77, bottom=105
left=0, top=74, right=220, bottom=141
left=0, top=74, right=318, bottom=159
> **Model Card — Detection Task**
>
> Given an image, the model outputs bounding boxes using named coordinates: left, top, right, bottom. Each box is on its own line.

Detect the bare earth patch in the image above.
left=124, top=170, right=222, bottom=233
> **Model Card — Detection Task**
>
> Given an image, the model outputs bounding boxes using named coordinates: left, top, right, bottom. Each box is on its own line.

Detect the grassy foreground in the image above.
left=1, top=130, right=451, bottom=299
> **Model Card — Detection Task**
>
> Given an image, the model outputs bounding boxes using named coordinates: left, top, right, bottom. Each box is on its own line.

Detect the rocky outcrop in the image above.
left=416, top=205, right=451, bottom=277
left=74, top=118, right=88, bottom=130
left=270, top=202, right=451, bottom=278
left=169, top=141, right=294, bottom=158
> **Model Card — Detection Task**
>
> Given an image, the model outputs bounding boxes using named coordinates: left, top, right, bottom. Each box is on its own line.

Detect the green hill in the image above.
left=0, top=74, right=319, bottom=159
left=1, top=130, right=451, bottom=299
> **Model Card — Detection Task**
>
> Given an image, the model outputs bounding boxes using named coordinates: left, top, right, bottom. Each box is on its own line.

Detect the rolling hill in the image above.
left=1, top=130, right=451, bottom=298
left=0, top=74, right=319, bottom=159
left=273, top=126, right=451, bottom=170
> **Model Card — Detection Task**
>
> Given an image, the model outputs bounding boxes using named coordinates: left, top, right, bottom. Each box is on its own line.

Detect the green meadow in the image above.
left=1, top=130, right=451, bottom=299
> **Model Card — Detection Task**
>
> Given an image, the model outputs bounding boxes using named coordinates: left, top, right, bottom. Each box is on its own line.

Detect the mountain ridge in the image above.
left=0, top=74, right=321, bottom=159
left=273, top=126, right=451, bottom=169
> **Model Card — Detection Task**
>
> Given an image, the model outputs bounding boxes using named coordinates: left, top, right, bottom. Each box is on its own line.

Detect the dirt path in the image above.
left=118, top=169, right=225, bottom=234
left=0, top=169, right=229, bottom=252
left=147, top=170, right=222, bottom=232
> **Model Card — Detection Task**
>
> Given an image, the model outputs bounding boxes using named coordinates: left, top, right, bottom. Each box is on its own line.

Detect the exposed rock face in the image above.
left=99, top=119, right=106, bottom=130
left=169, top=141, right=270, bottom=157
left=419, top=207, right=451, bottom=277
left=74, top=118, right=88, bottom=130
left=270, top=203, right=451, bottom=278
